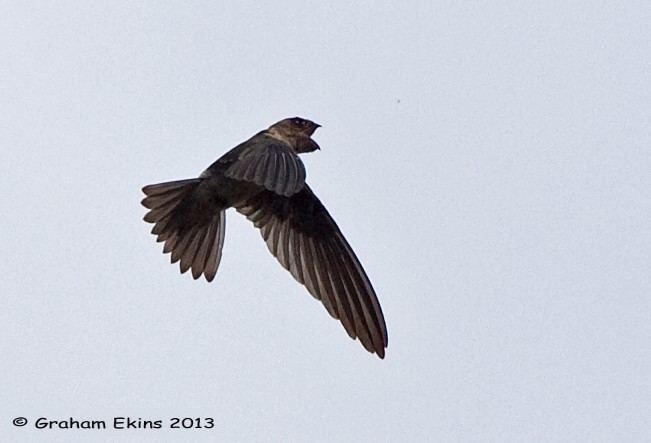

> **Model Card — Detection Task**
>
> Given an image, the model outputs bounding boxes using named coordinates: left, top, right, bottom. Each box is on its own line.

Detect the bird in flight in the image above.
left=141, top=117, right=387, bottom=358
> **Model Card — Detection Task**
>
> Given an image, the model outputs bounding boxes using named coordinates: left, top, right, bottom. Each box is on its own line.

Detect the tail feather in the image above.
left=191, top=223, right=213, bottom=279
left=180, top=228, right=205, bottom=273
left=204, top=216, right=225, bottom=281
left=142, top=179, right=226, bottom=282
left=142, top=179, right=201, bottom=197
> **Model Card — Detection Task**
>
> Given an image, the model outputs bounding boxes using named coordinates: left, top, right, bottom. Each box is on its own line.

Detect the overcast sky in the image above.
left=2, top=1, right=650, bottom=442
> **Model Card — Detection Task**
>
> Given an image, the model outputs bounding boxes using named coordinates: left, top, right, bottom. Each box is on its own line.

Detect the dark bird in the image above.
left=141, top=117, right=388, bottom=358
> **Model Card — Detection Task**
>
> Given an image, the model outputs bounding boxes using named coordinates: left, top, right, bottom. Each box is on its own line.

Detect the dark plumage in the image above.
left=141, top=117, right=388, bottom=358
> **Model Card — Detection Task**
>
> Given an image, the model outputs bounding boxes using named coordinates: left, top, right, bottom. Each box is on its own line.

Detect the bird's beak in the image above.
left=313, top=124, right=321, bottom=149
left=306, top=122, right=321, bottom=137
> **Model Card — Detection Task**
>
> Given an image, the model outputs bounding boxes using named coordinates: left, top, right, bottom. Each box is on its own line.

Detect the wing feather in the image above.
left=236, top=186, right=387, bottom=358
left=224, top=140, right=306, bottom=196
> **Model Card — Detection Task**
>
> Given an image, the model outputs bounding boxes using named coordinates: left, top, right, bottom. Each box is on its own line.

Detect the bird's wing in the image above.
left=236, top=185, right=388, bottom=358
left=224, top=139, right=306, bottom=197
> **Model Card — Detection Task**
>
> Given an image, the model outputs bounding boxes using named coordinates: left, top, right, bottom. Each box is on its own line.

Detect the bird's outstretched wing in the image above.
left=223, top=138, right=306, bottom=197
left=236, top=186, right=388, bottom=358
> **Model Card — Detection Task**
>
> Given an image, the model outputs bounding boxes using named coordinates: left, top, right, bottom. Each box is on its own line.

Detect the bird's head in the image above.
left=268, top=117, right=321, bottom=153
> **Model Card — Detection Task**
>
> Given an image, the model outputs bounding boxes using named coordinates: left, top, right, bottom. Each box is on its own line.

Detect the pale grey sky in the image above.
left=2, top=1, right=650, bottom=442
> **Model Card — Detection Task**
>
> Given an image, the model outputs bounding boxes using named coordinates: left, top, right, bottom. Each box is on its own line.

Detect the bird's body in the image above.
left=142, top=117, right=388, bottom=358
